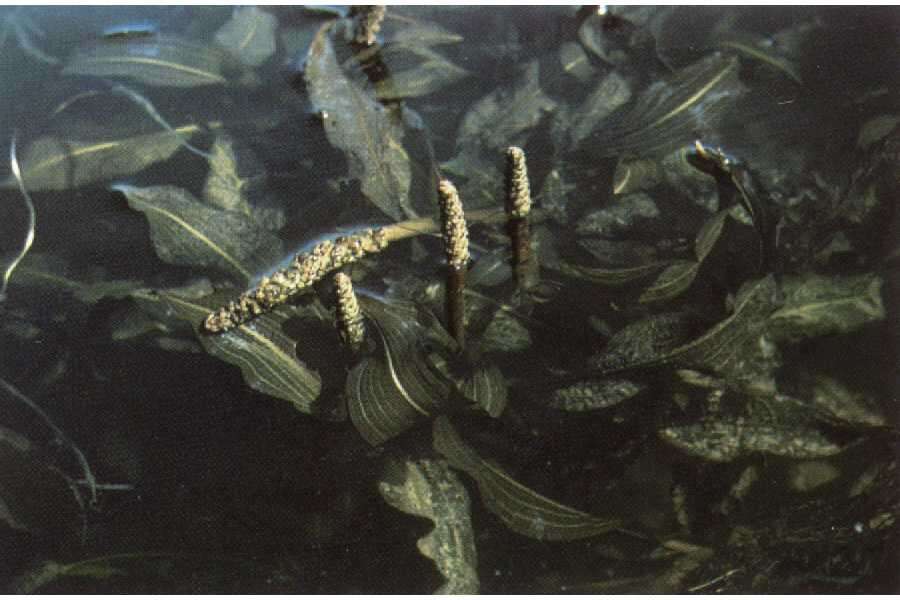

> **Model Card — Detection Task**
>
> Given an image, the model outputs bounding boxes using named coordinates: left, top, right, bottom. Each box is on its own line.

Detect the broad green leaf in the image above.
left=305, top=22, right=413, bottom=221
left=62, top=35, right=236, bottom=87
left=215, top=6, right=277, bottom=67
left=161, top=292, right=324, bottom=416
left=460, top=364, right=508, bottom=418
left=811, top=375, right=886, bottom=428
left=6, top=125, right=202, bottom=192
left=433, top=416, right=621, bottom=541
left=560, top=71, right=632, bottom=145
left=769, top=273, right=884, bottom=342
left=378, top=458, right=479, bottom=594
left=114, top=184, right=283, bottom=284
left=593, top=312, right=697, bottom=373
left=557, top=260, right=670, bottom=286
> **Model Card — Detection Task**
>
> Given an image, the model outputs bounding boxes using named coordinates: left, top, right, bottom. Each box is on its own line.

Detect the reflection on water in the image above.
left=0, top=5, right=898, bottom=594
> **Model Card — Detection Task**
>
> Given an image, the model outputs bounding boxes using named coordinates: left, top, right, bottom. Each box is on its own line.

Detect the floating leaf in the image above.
left=378, top=458, right=479, bottom=594
left=113, top=184, right=283, bottom=284
left=10, top=253, right=143, bottom=304
left=433, top=416, right=621, bottom=541
left=589, top=54, right=743, bottom=157
left=6, top=125, right=203, bottom=192
left=769, top=273, right=884, bottom=343
left=443, top=60, right=557, bottom=208
left=660, top=417, right=843, bottom=462
left=161, top=291, right=324, bottom=416
left=550, top=379, right=646, bottom=412
left=347, top=297, right=460, bottom=446
left=63, top=35, right=237, bottom=87
left=460, top=364, right=508, bottom=418
left=305, top=22, right=413, bottom=221
left=215, top=6, right=278, bottom=67
left=372, top=45, right=471, bottom=100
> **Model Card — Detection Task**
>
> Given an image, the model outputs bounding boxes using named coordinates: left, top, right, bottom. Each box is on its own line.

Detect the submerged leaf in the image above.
left=113, top=184, right=283, bottom=284
left=561, top=71, right=632, bottom=146
left=769, top=273, right=884, bottom=343
left=660, top=417, right=842, bottom=462
left=373, top=44, right=471, bottom=100
left=378, top=458, right=479, bottom=594
left=347, top=297, right=460, bottom=446
left=590, top=54, right=743, bottom=157
left=7, top=125, right=203, bottom=192
left=460, top=364, right=508, bottom=418
left=161, top=292, right=324, bottom=416
left=639, top=208, right=731, bottom=303
left=203, top=133, right=284, bottom=231
left=10, top=253, right=143, bottom=304
left=811, top=375, right=886, bottom=429
left=63, top=35, right=237, bottom=87
left=215, top=6, right=278, bottom=67
left=550, top=379, right=646, bottom=412
left=433, top=416, right=621, bottom=541
left=305, top=23, right=413, bottom=220
left=444, top=60, right=557, bottom=208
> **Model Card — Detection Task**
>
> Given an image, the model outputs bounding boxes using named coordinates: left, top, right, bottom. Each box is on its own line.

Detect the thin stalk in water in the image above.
left=1, top=130, right=35, bottom=302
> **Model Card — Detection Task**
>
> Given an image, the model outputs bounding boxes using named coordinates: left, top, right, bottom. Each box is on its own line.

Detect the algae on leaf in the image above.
left=378, top=458, right=479, bottom=594
left=113, top=184, right=283, bottom=285
left=161, top=292, right=325, bottom=417
left=305, top=22, right=413, bottom=221
left=434, top=416, right=621, bottom=541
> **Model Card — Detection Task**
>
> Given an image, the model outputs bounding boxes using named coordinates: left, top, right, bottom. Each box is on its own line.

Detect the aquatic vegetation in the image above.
left=1, top=5, right=897, bottom=595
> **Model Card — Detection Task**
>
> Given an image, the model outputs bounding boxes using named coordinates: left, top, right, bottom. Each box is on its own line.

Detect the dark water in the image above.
left=0, top=5, right=898, bottom=594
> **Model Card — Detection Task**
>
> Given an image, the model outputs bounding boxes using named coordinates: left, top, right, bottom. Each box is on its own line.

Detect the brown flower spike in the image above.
left=334, top=271, right=366, bottom=352
left=438, top=179, right=469, bottom=349
left=203, top=228, right=389, bottom=333
left=504, top=146, right=538, bottom=290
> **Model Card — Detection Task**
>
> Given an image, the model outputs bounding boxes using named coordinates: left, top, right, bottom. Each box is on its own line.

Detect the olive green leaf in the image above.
left=550, top=379, right=646, bottom=412
left=62, top=35, right=235, bottom=87
left=460, top=364, right=508, bottom=418
left=10, top=253, right=143, bottom=304
left=113, top=184, right=283, bottom=284
left=639, top=208, right=731, bottom=303
left=768, top=272, right=884, bottom=343
left=5, top=125, right=203, bottom=192
left=433, top=416, right=621, bottom=541
left=378, top=458, right=479, bottom=594
left=305, top=22, right=413, bottom=221
left=161, top=291, right=323, bottom=416
left=371, top=45, right=471, bottom=101
left=346, top=297, right=459, bottom=446
left=660, top=417, right=842, bottom=463
left=215, top=6, right=277, bottom=68
left=811, top=375, right=886, bottom=429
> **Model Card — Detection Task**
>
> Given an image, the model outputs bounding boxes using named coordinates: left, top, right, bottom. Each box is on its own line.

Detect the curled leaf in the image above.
left=433, top=416, right=621, bottom=541
left=378, top=458, right=479, bottom=594
left=347, top=297, right=460, bottom=446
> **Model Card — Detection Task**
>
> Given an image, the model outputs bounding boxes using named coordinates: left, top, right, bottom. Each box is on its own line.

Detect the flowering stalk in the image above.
left=505, top=146, right=538, bottom=290
left=438, top=179, right=469, bottom=349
